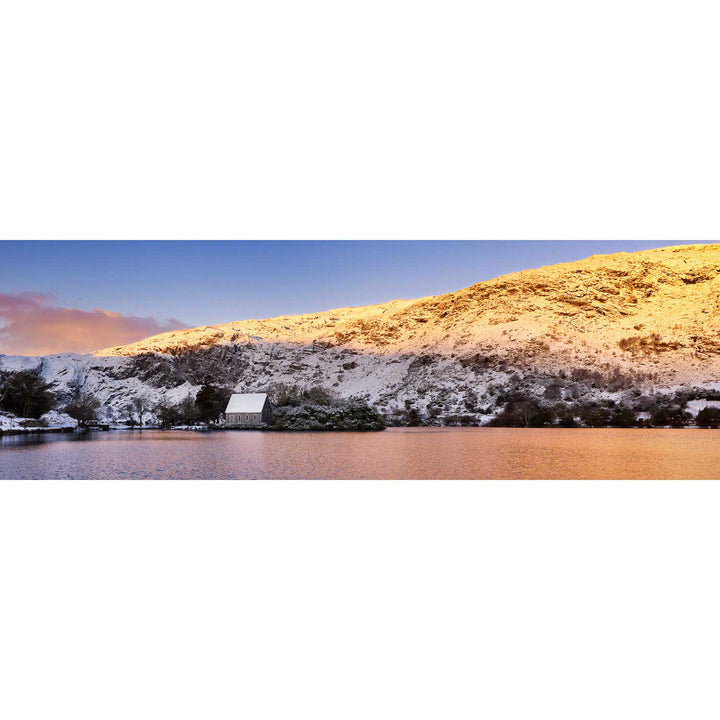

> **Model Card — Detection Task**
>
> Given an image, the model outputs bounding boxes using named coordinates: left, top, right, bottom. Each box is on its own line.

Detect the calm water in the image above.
left=1, top=427, right=719, bottom=479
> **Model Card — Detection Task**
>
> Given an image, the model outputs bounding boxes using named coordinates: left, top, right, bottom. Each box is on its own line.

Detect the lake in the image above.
left=1, top=427, right=719, bottom=479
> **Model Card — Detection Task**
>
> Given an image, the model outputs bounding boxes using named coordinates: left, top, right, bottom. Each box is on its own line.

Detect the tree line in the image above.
left=0, top=369, right=231, bottom=428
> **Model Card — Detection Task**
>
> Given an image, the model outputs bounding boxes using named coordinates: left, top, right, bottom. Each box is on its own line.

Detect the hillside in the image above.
left=98, top=243, right=720, bottom=381
left=4, top=243, right=720, bottom=426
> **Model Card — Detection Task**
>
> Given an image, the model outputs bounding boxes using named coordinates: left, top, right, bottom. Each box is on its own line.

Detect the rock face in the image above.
left=4, top=243, right=720, bottom=425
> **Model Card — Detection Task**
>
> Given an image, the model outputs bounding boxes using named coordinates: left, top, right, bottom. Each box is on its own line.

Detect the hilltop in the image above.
left=98, top=243, right=720, bottom=384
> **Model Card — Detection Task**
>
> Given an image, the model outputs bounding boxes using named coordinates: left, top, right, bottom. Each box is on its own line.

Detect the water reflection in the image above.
left=1, top=428, right=718, bottom=479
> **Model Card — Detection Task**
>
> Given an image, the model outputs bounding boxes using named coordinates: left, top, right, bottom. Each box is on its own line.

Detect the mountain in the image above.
left=4, top=243, right=720, bottom=425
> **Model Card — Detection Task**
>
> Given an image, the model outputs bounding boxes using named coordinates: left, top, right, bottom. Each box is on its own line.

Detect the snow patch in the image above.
left=686, top=400, right=720, bottom=417
left=40, top=410, right=78, bottom=428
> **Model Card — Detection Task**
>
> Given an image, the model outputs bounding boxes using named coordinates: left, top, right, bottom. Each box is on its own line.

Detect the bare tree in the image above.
left=64, top=392, right=101, bottom=427
left=154, top=400, right=181, bottom=429
left=132, top=395, right=148, bottom=427
left=123, top=403, right=138, bottom=427
left=0, top=371, right=9, bottom=406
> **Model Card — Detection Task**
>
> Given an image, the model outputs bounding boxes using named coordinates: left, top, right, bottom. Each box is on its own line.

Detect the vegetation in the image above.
left=19, top=419, right=48, bottom=428
left=131, top=396, right=149, bottom=426
left=153, top=400, right=182, bottom=429
left=487, top=399, right=554, bottom=428
left=195, top=383, right=232, bottom=423
left=123, top=404, right=138, bottom=427
left=269, top=384, right=385, bottom=431
left=481, top=391, right=709, bottom=429
left=177, top=397, right=201, bottom=425
left=696, top=407, right=720, bottom=428
left=617, top=334, right=680, bottom=354
left=5, top=358, right=720, bottom=433
left=648, top=405, right=691, bottom=428
left=148, top=396, right=202, bottom=428
left=0, top=369, right=56, bottom=419
left=64, top=392, right=101, bottom=427
left=386, top=401, right=424, bottom=427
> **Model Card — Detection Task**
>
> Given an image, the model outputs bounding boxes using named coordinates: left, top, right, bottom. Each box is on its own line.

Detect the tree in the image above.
left=124, top=404, right=138, bottom=427
left=131, top=395, right=148, bottom=427
left=177, top=397, right=200, bottom=425
left=696, top=407, right=720, bottom=428
left=488, top=400, right=555, bottom=427
left=0, top=371, right=9, bottom=406
left=576, top=403, right=612, bottom=427
left=609, top=407, right=637, bottom=428
left=553, top=404, right=579, bottom=428
left=154, top=400, right=182, bottom=429
left=649, top=405, right=690, bottom=428
left=269, top=383, right=338, bottom=408
left=64, top=392, right=101, bottom=427
left=195, top=383, right=230, bottom=423
left=0, top=369, right=56, bottom=419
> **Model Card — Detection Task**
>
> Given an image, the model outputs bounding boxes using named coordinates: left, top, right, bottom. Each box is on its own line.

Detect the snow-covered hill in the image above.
left=4, top=243, right=720, bottom=425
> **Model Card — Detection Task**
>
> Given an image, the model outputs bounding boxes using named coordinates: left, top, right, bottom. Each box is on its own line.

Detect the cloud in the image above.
left=0, top=293, right=186, bottom=356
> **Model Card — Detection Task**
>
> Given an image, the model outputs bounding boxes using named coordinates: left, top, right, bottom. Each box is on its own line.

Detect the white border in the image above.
left=2, top=481, right=720, bottom=720
left=2, top=1, right=719, bottom=240
left=2, top=2, right=720, bottom=718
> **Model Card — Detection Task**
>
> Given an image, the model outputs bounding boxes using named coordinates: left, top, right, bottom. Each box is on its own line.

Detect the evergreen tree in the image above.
left=0, top=370, right=56, bottom=419
left=195, top=383, right=229, bottom=423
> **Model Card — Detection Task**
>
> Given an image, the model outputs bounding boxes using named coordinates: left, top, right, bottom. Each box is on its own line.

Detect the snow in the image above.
left=40, top=410, right=78, bottom=428
left=5, top=245, right=720, bottom=428
left=225, top=393, right=268, bottom=414
left=686, top=400, right=720, bottom=417
left=0, top=410, right=77, bottom=431
left=0, top=413, right=22, bottom=430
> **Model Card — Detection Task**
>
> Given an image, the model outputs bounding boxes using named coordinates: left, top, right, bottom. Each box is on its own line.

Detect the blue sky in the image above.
left=1, top=240, right=689, bottom=327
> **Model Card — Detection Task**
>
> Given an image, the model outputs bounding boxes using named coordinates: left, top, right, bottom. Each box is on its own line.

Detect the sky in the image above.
left=0, top=240, right=697, bottom=355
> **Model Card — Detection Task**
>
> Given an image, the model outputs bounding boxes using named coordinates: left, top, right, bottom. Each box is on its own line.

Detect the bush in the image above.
left=266, top=384, right=385, bottom=430
left=273, top=400, right=385, bottom=431
left=269, top=383, right=336, bottom=408
left=386, top=406, right=424, bottom=427
left=575, top=403, right=612, bottom=427
left=443, top=414, right=477, bottom=427
left=487, top=401, right=555, bottom=427
left=393, top=405, right=424, bottom=426
left=696, top=407, right=720, bottom=428
left=649, top=406, right=691, bottom=428
left=549, top=404, right=579, bottom=427
left=608, top=407, right=637, bottom=428
left=19, top=419, right=47, bottom=428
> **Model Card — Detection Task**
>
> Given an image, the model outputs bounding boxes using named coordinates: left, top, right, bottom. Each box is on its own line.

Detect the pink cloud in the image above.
left=0, top=293, right=186, bottom=356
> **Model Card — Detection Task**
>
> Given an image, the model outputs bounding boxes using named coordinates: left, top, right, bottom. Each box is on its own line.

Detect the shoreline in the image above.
left=2, top=424, right=719, bottom=438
